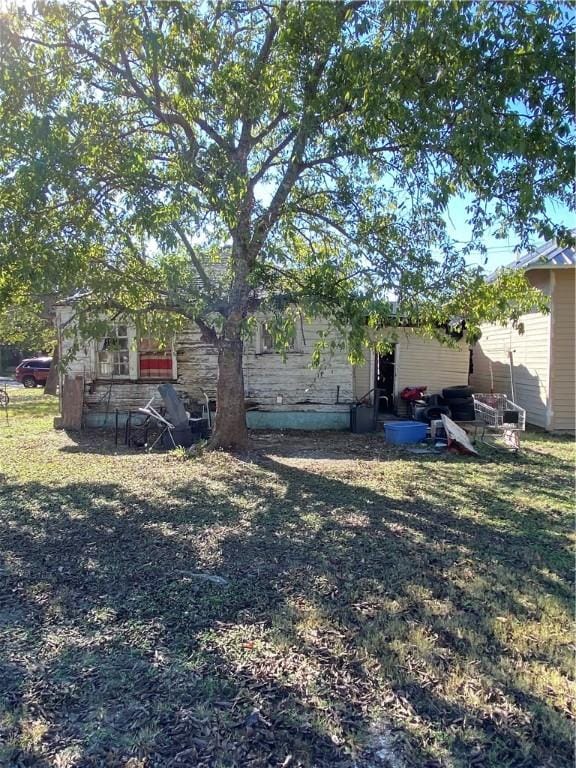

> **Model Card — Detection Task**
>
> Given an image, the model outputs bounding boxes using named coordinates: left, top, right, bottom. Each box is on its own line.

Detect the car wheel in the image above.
left=22, top=375, right=37, bottom=388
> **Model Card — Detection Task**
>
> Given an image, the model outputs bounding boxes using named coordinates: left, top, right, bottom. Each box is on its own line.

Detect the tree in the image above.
left=0, top=1, right=573, bottom=448
left=0, top=301, right=56, bottom=355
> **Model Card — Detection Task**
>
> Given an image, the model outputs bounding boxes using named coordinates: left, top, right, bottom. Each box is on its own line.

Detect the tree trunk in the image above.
left=207, top=226, right=253, bottom=450
left=209, top=331, right=249, bottom=450
left=44, top=343, right=59, bottom=396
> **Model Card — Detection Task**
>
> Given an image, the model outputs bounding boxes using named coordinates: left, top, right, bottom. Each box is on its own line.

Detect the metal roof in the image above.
left=507, top=237, right=576, bottom=271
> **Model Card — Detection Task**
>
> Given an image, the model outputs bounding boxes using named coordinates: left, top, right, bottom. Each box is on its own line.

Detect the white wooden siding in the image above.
left=57, top=307, right=98, bottom=379
left=549, top=269, right=575, bottom=432
left=175, top=327, right=219, bottom=401
left=243, top=319, right=354, bottom=405
left=352, top=331, right=469, bottom=407
left=57, top=310, right=354, bottom=412
left=471, top=312, right=551, bottom=428
left=394, top=330, right=470, bottom=415
left=353, top=351, right=372, bottom=400
left=57, top=308, right=470, bottom=419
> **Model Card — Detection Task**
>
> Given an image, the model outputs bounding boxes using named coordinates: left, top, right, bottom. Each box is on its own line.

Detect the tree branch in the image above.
left=237, top=3, right=285, bottom=157
left=250, top=55, right=333, bottom=255
left=172, top=222, right=215, bottom=295
left=293, top=207, right=355, bottom=241
left=250, top=127, right=299, bottom=187
left=251, top=108, right=289, bottom=145
left=195, top=316, right=220, bottom=346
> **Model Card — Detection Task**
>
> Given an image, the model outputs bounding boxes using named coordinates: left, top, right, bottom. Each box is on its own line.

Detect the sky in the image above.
left=445, top=195, right=574, bottom=273
left=2, top=0, right=572, bottom=273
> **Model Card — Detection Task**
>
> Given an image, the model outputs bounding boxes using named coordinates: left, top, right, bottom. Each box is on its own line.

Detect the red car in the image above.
left=15, top=357, right=53, bottom=388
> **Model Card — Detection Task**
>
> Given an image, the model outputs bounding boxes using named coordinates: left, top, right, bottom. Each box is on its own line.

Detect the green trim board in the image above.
left=246, top=409, right=350, bottom=430
left=84, top=408, right=351, bottom=431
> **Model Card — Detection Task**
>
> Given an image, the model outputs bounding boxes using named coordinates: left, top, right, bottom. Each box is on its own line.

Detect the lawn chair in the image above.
left=138, top=397, right=178, bottom=451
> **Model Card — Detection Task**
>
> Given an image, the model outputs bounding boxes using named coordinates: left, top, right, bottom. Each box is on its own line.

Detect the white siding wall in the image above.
left=175, top=327, right=219, bottom=401
left=351, top=330, right=470, bottom=411
left=550, top=269, right=575, bottom=432
left=471, top=312, right=551, bottom=429
left=57, top=309, right=470, bottom=418
left=57, top=306, right=98, bottom=379
left=56, top=307, right=217, bottom=415
left=56, top=309, right=354, bottom=412
left=352, top=354, right=372, bottom=400
left=243, top=319, right=354, bottom=405
left=394, top=331, right=470, bottom=415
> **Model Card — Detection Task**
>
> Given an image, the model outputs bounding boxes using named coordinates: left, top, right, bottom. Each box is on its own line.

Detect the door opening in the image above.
left=375, top=348, right=396, bottom=412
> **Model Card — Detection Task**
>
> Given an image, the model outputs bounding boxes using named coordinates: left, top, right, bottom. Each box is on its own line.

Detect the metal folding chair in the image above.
left=138, top=397, right=177, bottom=452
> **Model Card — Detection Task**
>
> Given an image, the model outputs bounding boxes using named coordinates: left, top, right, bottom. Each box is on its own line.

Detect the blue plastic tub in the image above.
left=384, top=421, right=428, bottom=445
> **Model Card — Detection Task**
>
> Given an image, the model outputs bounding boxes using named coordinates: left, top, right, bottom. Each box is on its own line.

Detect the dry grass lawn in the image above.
left=0, top=389, right=574, bottom=767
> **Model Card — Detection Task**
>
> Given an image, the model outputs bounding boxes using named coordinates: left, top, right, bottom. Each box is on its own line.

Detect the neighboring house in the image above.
left=55, top=305, right=470, bottom=430
left=471, top=239, right=575, bottom=433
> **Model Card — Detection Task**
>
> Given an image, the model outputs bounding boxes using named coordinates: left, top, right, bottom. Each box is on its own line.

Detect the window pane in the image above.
left=98, top=350, right=113, bottom=377
left=99, top=335, right=131, bottom=376
left=116, top=355, right=129, bottom=375
left=261, top=327, right=274, bottom=352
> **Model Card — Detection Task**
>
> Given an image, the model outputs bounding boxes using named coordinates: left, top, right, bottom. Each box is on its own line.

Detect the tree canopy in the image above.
left=0, top=0, right=573, bottom=446
left=0, top=300, right=56, bottom=353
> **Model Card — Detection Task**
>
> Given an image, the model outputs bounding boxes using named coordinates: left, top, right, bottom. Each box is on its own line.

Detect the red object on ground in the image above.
left=400, top=386, right=427, bottom=401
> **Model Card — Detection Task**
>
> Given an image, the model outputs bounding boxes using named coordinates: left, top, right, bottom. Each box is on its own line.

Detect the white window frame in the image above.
left=97, top=324, right=134, bottom=379
left=95, top=324, right=177, bottom=381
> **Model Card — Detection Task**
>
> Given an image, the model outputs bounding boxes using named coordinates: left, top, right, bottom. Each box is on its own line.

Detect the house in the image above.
left=470, top=238, right=575, bottom=433
left=54, top=305, right=470, bottom=431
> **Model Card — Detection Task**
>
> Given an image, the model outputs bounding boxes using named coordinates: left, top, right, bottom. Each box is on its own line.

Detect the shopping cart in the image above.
left=473, top=393, right=526, bottom=451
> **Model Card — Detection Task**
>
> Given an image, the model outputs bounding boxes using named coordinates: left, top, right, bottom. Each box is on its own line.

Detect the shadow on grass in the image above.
left=0, top=443, right=572, bottom=767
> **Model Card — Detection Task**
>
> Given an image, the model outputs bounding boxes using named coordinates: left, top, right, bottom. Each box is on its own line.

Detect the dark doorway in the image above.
left=375, top=348, right=396, bottom=412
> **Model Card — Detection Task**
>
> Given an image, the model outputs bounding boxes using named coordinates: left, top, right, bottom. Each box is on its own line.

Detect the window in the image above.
left=138, top=338, right=174, bottom=379
left=96, top=324, right=176, bottom=380
left=260, top=324, right=297, bottom=354
left=260, top=325, right=275, bottom=353
left=98, top=325, right=130, bottom=377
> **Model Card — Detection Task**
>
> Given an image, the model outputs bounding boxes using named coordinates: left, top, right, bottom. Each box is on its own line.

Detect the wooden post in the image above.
left=61, top=375, right=84, bottom=430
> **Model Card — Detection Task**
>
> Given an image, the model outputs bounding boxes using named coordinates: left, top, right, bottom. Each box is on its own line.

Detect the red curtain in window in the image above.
left=139, top=353, right=173, bottom=378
